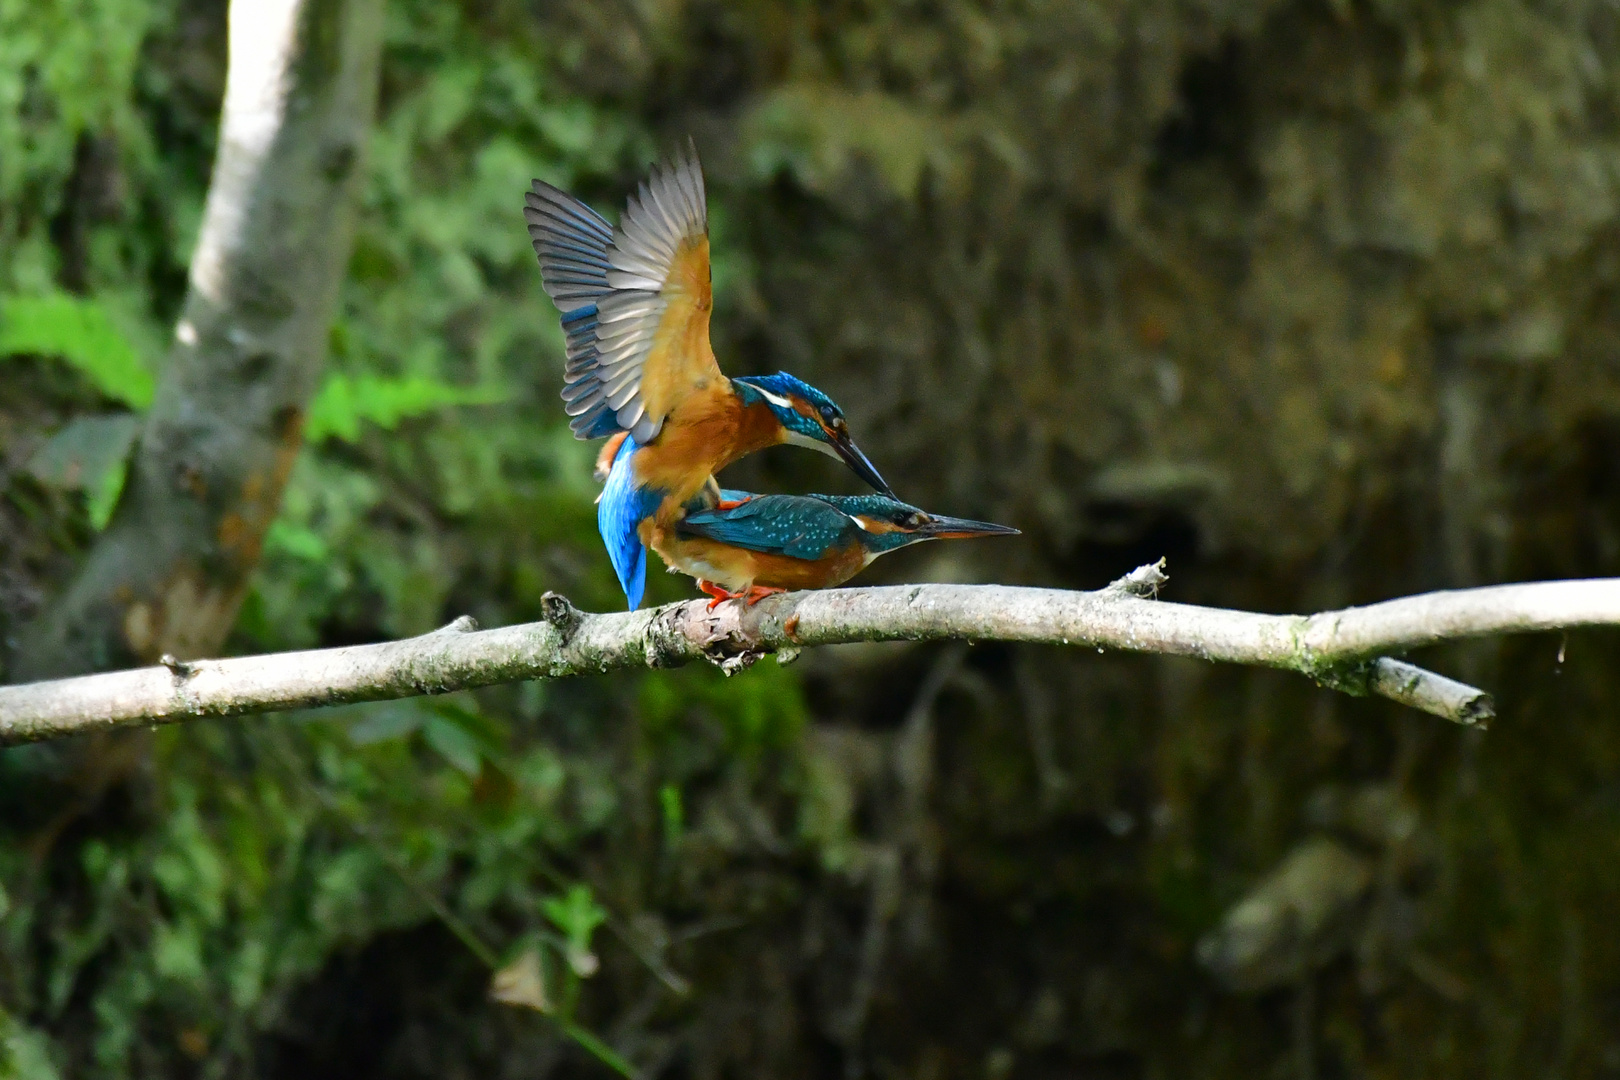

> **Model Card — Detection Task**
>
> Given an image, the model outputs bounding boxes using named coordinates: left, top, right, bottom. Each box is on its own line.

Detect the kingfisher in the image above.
left=524, top=144, right=894, bottom=607
left=641, top=484, right=1020, bottom=607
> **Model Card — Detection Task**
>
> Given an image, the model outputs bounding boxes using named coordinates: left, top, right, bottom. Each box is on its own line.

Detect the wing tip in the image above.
left=614, top=140, right=709, bottom=260
left=523, top=181, right=614, bottom=242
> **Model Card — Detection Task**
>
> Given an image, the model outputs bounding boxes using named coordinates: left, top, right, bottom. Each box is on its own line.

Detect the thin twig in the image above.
left=6, top=561, right=1617, bottom=742
left=1367, top=659, right=1492, bottom=727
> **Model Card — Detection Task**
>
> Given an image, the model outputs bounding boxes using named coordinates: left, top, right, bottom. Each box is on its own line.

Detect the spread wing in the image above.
left=524, top=176, right=620, bottom=439
left=679, top=495, right=857, bottom=562
left=524, top=143, right=718, bottom=445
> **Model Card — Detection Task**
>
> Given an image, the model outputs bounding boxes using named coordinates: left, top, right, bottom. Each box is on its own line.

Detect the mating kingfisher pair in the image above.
left=524, top=143, right=1017, bottom=610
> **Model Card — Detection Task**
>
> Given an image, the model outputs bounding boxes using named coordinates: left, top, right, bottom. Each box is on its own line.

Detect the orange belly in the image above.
left=630, top=385, right=780, bottom=509
left=646, top=522, right=869, bottom=593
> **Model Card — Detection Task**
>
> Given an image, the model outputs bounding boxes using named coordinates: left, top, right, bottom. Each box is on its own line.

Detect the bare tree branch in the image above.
left=1366, top=659, right=1493, bottom=726
left=3, top=561, right=1616, bottom=744
left=11, top=0, right=384, bottom=681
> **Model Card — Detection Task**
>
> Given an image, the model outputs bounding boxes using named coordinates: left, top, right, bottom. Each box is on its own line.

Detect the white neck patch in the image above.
left=751, top=384, right=793, bottom=409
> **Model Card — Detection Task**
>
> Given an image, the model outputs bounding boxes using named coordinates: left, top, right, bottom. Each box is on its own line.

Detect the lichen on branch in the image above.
left=5, top=564, right=1620, bottom=743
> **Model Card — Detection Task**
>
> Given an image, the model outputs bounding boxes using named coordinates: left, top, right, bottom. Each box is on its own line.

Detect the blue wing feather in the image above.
left=526, top=146, right=709, bottom=446
left=598, top=437, right=666, bottom=608
left=679, top=495, right=857, bottom=561
left=525, top=183, right=619, bottom=440
left=575, top=403, right=624, bottom=440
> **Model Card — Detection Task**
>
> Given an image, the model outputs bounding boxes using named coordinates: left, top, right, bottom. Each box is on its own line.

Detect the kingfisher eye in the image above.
left=820, top=404, right=838, bottom=421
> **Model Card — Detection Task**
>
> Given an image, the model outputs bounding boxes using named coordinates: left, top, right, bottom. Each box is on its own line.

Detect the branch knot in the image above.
left=539, top=592, right=584, bottom=642
left=1108, top=558, right=1168, bottom=598
left=432, top=615, right=479, bottom=635
left=159, top=654, right=196, bottom=679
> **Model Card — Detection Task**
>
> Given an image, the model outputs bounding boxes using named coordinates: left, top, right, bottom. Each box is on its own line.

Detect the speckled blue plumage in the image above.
left=810, top=494, right=909, bottom=520
left=681, top=496, right=855, bottom=560
left=598, top=437, right=666, bottom=608
left=677, top=492, right=1016, bottom=571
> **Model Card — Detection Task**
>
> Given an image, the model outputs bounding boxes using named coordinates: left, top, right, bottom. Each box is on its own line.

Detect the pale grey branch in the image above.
left=1367, top=659, right=1492, bottom=727
left=3, top=563, right=1615, bottom=744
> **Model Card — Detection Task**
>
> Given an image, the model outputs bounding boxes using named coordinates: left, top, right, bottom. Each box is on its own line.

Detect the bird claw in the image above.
left=697, top=579, right=735, bottom=611
left=696, top=580, right=784, bottom=609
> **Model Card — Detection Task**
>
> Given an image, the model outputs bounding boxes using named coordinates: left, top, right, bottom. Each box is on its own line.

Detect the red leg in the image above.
left=715, top=496, right=753, bottom=510
left=743, top=585, right=787, bottom=606
left=696, top=579, right=739, bottom=612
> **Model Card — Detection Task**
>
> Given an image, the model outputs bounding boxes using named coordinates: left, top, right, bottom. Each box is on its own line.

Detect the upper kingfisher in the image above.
left=524, top=143, right=894, bottom=608
left=643, top=488, right=1020, bottom=607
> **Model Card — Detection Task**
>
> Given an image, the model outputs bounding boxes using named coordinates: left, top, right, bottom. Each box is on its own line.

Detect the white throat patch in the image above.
left=782, top=427, right=843, bottom=461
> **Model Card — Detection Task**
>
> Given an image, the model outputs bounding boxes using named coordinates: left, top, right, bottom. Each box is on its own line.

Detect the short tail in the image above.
left=596, top=436, right=661, bottom=608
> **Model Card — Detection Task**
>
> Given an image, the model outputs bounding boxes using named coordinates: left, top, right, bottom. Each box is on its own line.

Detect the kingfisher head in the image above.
left=732, top=372, right=894, bottom=497
left=817, top=494, right=1021, bottom=557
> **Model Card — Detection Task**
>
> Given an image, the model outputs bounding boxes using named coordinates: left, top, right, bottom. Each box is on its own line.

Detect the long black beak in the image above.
left=830, top=430, right=896, bottom=498
left=917, top=514, right=1021, bottom=540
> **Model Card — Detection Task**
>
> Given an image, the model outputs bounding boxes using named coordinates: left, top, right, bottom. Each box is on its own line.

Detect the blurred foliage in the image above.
left=0, top=295, right=153, bottom=408
left=303, top=372, right=505, bottom=446
left=0, top=0, right=810, bottom=1076
left=2, top=0, right=1620, bottom=1077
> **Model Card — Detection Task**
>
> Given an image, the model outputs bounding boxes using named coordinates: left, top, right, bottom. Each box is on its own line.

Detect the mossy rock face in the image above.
left=701, top=0, right=1620, bottom=577
left=4, top=0, right=1620, bottom=1076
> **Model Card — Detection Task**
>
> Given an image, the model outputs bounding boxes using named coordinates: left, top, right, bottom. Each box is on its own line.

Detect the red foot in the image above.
left=715, top=497, right=753, bottom=510
left=696, top=579, right=736, bottom=612
left=695, top=580, right=784, bottom=609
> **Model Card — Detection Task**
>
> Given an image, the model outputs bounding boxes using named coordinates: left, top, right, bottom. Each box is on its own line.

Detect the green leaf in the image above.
left=0, top=1010, right=63, bottom=1080
left=346, top=702, right=428, bottom=745
left=264, top=520, right=330, bottom=563
left=659, top=783, right=684, bottom=848
left=305, top=372, right=506, bottom=443
left=422, top=715, right=484, bottom=776
left=86, top=457, right=129, bottom=531
left=0, top=294, right=154, bottom=407
left=540, top=884, right=607, bottom=959
left=25, top=414, right=140, bottom=529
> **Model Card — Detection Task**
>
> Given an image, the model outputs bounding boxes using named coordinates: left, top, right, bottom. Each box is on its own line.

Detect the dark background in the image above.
left=2, top=0, right=1619, bottom=1076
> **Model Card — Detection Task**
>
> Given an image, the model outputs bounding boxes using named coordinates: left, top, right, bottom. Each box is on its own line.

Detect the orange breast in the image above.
left=631, top=388, right=782, bottom=509
left=648, top=522, right=868, bottom=593
left=743, top=545, right=868, bottom=590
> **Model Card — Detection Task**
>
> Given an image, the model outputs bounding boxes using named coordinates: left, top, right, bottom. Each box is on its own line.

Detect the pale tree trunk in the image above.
left=11, top=0, right=384, bottom=682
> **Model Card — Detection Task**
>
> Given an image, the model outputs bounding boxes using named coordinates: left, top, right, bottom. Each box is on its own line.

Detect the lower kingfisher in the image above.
left=524, top=144, right=894, bottom=607
left=643, top=487, right=1020, bottom=607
